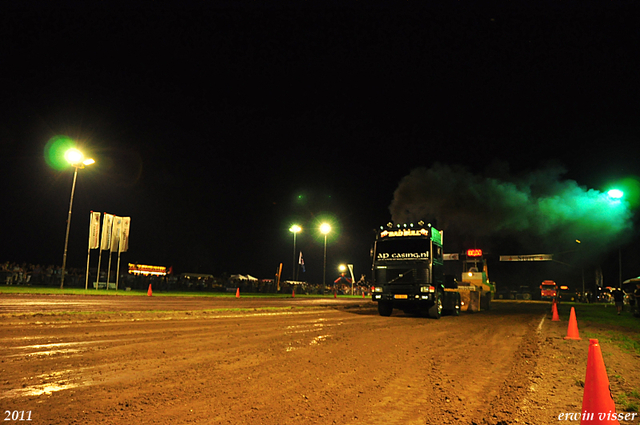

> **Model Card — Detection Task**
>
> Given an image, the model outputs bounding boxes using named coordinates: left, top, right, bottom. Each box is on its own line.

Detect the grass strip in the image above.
left=0, top=285, right=366, bottom=299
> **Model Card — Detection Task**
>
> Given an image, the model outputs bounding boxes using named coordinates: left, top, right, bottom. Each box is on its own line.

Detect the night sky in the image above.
left=2, top=2, right=640, bottom=289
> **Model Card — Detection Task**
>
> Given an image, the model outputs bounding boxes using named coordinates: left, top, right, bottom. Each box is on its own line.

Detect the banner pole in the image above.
left=96, top=251, right=103, bottom=290
left=115, top=251, right=121, bottom=291
left=98, top=213, right=114, bottom=289
left=85, top=211, right=100, bottom=290
left=276, top=263, right=283, bottom=292
left=85, top=243, right=91, bottom=290
left=85, top=212, right=91, bottom=290
left=106, top=252, right=113, bottom=290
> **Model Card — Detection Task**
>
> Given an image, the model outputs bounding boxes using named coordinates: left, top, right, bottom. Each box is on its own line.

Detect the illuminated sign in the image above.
left=377, top=252, right=429, bottom=260
left=500, top=254, right=553, bottom=262
left=128, top=263, right=167, bottom=276
left=381, top=228, right=429, bottom=238
left=467, top=249, right=483, bottom=257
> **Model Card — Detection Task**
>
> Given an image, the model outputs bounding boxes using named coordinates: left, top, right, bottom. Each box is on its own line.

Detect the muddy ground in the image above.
left=1, top=294, right=639, bottom=425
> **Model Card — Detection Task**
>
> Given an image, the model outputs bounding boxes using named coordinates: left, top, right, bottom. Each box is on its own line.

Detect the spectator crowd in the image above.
left=1, top=261, right=372, bottom=296
left=1, top=262, right=73, bottom=286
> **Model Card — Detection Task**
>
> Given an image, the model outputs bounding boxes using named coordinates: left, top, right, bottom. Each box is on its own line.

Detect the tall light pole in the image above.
left=289, top=225, right=301, bottom=281
left=575, top=239, right=586, bottom=298
left=60, top=148, right=94, bottom=289
left=320, top=223, right=331, bottom=295
left=607, top=188, right=624, bottom=289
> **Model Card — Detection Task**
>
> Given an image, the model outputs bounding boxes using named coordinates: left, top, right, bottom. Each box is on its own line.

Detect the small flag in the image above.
left=119, top=217, right=131, bottom=253
left=89, top=211, right=101, bottom=249
left=299, top=251, right=306, bottom=273
left=110, top=216, right=123, bottom=253
left=100, top=213, right=114, bottom=251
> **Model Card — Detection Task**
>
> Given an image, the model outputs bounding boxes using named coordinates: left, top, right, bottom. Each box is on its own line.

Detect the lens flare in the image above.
left=607, top=189, right=624, bottom=199
left=64, top=148, right=84, bottom=165
left=44, top=135, right=75, bottom=170
left=320, top=223, right=331, bottom=234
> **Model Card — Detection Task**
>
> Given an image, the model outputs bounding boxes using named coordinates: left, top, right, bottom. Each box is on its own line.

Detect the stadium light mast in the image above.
left=320, top=223, right=331, bottom=295
left=60, top=148, right=95, bottom=289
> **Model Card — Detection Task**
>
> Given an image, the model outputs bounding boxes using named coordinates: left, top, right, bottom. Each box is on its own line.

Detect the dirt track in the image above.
left=1, top=295, right=638, bottom=425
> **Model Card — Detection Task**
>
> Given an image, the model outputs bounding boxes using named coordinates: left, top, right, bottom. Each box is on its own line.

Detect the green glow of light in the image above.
left=616, top=177, right=640, bottom=209
left=44, top=135, right=76, bottom=170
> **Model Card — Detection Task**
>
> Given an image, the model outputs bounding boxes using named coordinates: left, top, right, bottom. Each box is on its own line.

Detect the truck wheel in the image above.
left=378, top=301, right=393, bottom=317
left=481, top=293, right=492, bottom=310
left=452, top=294, right=461, bottom=316
left=428, top=294, right=442, bottom=319
left=443, top=294, right=461, bottom=316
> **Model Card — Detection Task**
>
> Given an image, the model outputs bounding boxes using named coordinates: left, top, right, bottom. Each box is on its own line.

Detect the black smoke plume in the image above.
left=389, top=163, right=634, bottom=259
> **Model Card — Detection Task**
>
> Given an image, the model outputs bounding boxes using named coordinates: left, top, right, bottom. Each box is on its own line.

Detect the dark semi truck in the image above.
left=371, top=222, right=461, bottom=319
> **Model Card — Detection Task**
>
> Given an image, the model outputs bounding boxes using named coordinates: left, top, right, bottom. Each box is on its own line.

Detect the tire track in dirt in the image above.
left=478, top=317, right=542, bottom=425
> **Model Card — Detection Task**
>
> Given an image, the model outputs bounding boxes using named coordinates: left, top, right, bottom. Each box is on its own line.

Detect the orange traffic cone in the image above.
left=292, top=289, right=295, bottom=298
left=580, top=339, right=620, bottom=424
left=362, top=292, right=365, bottom=299
left=147, top=284, right=152, bottom=297
left=552, top=300, right=560, bottom=321
left=235, top=287, right=240, bottom=298
left=564, top=306, right=581, bottom=340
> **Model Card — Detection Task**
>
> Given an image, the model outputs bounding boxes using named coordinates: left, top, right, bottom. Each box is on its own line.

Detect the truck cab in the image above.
left=371, top=222, right=460, bottom=318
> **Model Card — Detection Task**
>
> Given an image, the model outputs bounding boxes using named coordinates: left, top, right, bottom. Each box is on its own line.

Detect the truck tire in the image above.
left=452, top=294, right=461, bottom=316
left=428, top=293, right=442, bottom=319
left=481, top=293, right=492, bottom=310
left=378, top=301, right=393, bottom=317
left=443, top=293, right=461, bottom=316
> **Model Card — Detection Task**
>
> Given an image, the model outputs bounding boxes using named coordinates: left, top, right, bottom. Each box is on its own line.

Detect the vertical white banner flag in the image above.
left=110, top=216, right=123, bottom=253
left=119, top=217, right=131, bottom=253
left=101, top=213, right=114, bottom=251
left=89, top=211, right=101, bottom=249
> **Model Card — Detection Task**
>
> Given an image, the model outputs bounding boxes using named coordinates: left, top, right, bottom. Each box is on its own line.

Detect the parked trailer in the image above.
left=540, top=280, right=557, bottom=300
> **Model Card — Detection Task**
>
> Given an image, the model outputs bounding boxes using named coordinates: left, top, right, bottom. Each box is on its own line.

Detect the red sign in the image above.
left=467, top=249, right=483, bottom=257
